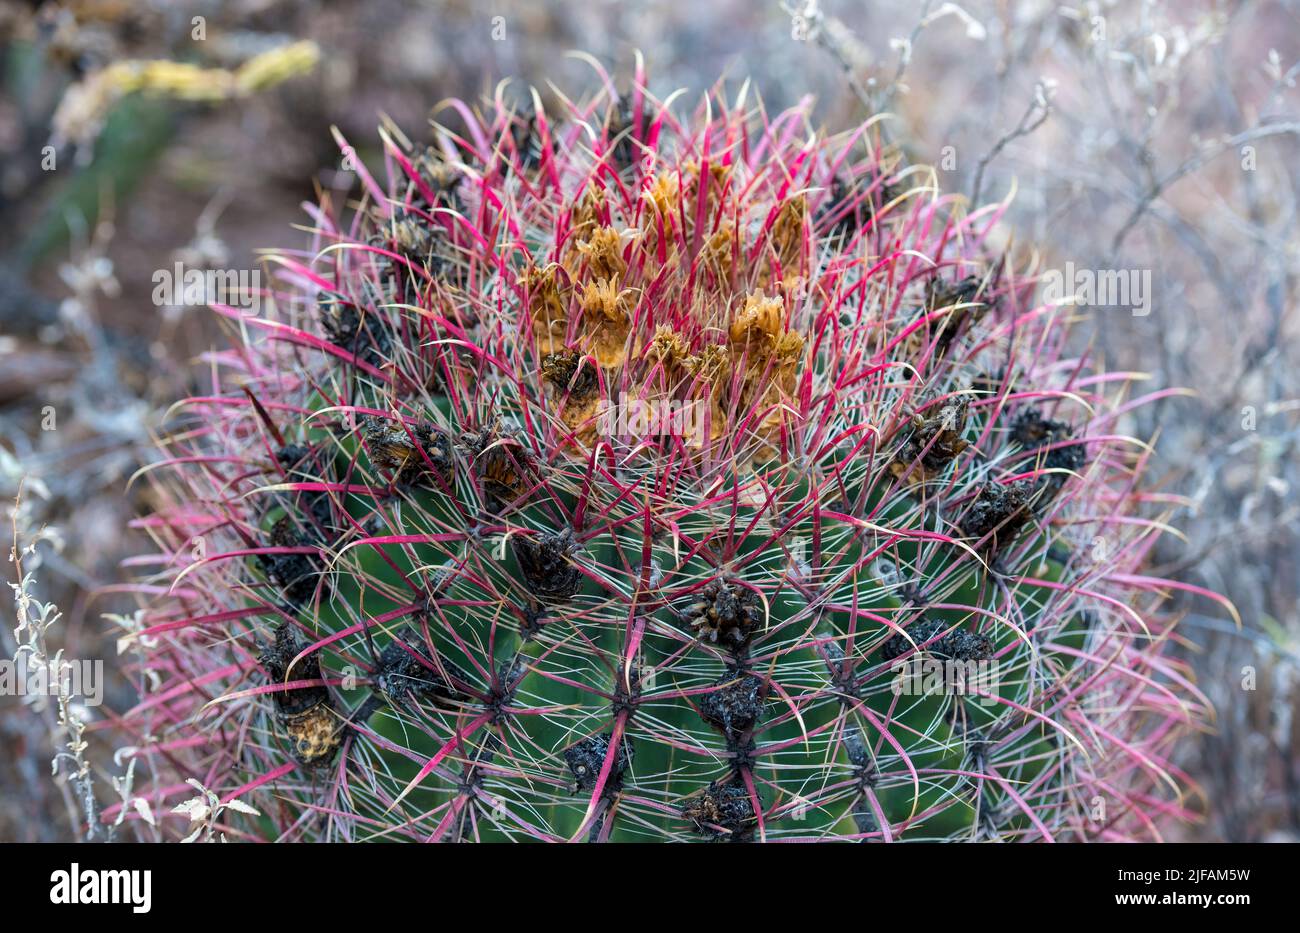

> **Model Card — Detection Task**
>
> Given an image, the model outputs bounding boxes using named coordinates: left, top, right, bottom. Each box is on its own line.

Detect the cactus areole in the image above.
left=124, top=69, right=1207, bottom=842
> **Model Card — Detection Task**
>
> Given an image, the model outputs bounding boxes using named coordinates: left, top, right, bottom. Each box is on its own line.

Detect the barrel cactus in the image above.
left=118, top=66, right=1210, bottom=842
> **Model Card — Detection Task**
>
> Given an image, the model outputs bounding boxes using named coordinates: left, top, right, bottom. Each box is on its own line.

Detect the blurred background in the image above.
left=0, top=0, right=1296, bottom=842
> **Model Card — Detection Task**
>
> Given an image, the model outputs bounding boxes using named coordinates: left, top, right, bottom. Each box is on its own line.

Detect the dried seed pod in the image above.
left=1012, top=408, right=1088, bottom=485
left=890, top=393, right=973, bottom=483
left=487, top=656, right=527, bottom=720
left=479, top=449, right=528, bottom=511
left=259, top=516, right=326, bottom=608
left=275, top=444, right=313, bottom=469
left=361, top=417, right=452, bottom=486
left=259, top=624, right=341, bottom=768
left=384, top=206, right=456, bottom=297
left=880, top=617, right=946, bottom=661
left=940, top=628, right=996, bottom=663
left=682, top=776, right=758, bottom=840
left=511, top=526, right=582, bottom=602
left=1011, top=408, right=1062, bottom=447
left=279, top=700, right=340, bottom=769
left=394, top=213, right=435, bottom=260
left=412, top=146, right=462, bottom=210
left=563, top=733, right=633, bottom=793
left=374, top=627, right=466, bottom=707
left=683, top=578, right=763, bottom=647
left=317, top=290, right=394, bottom=366
left=266, top=447, right=340, bottom=540
left=272, top=444, right=337, bottom=532
left=698, top=672, right=765, bottom=743
left=461, top=426, right=535, bottom=513
left=816, top=173, right=890, bottom=237
left=318, top=290, right=361, bottom=346
left=916, top=275, right=988, bottom=357
left=927, top=275, right=983, bottom=312
left=960, top=480, right=1035, bottom=553
left=540, top=349, right=598, bottom=398
left=880, top=617, right=994, bottom=663
left=540, top=350, right=601, bottom=442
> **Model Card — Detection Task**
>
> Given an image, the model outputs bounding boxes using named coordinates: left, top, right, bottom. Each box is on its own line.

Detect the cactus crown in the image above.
left=123, top=66, right=1206, bottom=842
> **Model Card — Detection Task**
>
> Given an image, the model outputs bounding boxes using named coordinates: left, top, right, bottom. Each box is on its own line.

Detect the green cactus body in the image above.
left=122, top=73, right=1207, bottom=842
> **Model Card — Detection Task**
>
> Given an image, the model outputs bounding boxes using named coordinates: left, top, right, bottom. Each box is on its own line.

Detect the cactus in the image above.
left=119, top=68, right=1213, bottom=842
